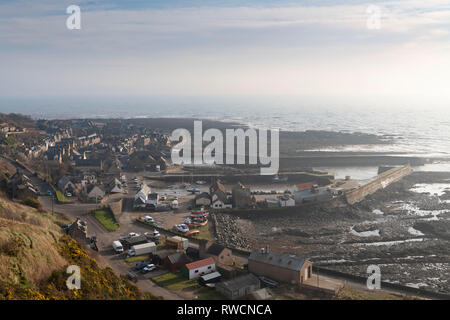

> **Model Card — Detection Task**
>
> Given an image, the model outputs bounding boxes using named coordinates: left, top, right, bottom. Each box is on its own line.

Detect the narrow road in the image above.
left=38, top=197, right=183, bottom=300
left=2, top=156, right=182, bottom=300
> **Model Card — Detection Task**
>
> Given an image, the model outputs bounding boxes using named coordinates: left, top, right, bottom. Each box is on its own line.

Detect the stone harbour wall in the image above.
left=345, top=164, right=413, bottom=205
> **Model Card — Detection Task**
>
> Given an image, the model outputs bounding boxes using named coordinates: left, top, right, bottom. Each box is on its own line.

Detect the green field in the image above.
left=91, top=208, right=119, bottom=231
left=55, top=190, right=69, bottom=203
left=152, top=272, right=198, bottom=291
left=196, top=224, right=214, bottom=241
left=152, top=272, right=222, bottom=298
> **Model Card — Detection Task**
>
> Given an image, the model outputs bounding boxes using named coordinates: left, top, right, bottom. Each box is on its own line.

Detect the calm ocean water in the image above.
left=1, top=95, right=450, bottom=157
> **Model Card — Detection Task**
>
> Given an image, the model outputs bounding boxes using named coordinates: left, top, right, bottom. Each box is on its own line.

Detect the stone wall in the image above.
left=108, top=199, right=123, bottom=221
left=345, top=164, right=413, bottom=205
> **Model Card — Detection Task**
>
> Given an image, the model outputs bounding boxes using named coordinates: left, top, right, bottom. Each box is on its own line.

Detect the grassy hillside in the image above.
left=0, top=196, right=156, bottom=300
left=0, top=198, right=67, bottom=287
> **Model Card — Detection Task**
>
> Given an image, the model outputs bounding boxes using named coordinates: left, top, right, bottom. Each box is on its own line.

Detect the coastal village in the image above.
left=0, top=114, right=442, bottom=300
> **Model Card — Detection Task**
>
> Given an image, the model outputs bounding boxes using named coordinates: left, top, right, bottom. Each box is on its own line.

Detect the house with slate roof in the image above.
left=199, top=240, right=233, bottom=265
left=248, top=248, right=312, bottom=284
left=163, top=252, right=191, bottom=272
left=216, top=273, right=260, bottom=300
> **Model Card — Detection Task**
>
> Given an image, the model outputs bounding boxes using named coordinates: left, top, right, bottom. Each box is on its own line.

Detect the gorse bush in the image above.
left=0, top=237, right=24, bottom=257
left=22, top=198, right=42, bottom=210
left=0, top=235, right=158, bottom=300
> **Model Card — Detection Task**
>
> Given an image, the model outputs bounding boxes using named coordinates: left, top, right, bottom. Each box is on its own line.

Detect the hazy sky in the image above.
left=1, top=0, right=450, bottom=102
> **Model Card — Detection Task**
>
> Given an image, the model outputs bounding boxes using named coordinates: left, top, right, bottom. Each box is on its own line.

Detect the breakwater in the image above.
left=345, top=164, right=413, bottom=204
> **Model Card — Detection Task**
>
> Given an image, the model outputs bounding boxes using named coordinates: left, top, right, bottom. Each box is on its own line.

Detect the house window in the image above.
left=195, top=270, right=199, bottom=273
left=207, top=266, right=212, bottom=269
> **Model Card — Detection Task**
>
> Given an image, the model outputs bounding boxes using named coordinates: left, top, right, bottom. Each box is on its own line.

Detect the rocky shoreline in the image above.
left=212, top=171, right=450, bottom=294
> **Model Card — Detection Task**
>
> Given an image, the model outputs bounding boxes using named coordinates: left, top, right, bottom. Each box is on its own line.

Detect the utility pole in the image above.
left=317, top=268, right=319, bottom=287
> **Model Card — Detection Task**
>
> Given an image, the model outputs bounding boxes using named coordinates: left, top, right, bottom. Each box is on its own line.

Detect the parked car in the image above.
left=141, top=264, right=158, bottom=273
left=144, top=230, right=160, bottom=240
left=65, top=192, right=72, bottom=197
left=47, top=190, right=53, bottom=196
left=128, top=232, right=140, bottom=238
left=112, top=240, right=124, bottom=253
left=135, top=261, right=149, bottom=271
left=144, top=216, right=154, bottom=224
left=120, top=232, right=140, bottom=241
left=173, top=224, right=189, bottom=233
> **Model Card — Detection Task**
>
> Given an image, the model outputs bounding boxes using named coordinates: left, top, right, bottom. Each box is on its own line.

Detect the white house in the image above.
left=181, top=257, right=216, bottom=279
left=134, top=184, right=151, bottom=208
left=135, top=184, right=151, bottom=201
left=107, top=178, right=122, bottom=194
left=145, top=193, right=159, bottom=207
left=211, top=194, right=232, bottom=209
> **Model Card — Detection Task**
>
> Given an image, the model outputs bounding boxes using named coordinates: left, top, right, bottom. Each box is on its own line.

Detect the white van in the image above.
left=112, top=240, right=124, bottom=253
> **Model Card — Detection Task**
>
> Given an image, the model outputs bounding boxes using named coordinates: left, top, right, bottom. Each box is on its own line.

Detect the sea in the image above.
left=1, top=94, right=450, bottom=181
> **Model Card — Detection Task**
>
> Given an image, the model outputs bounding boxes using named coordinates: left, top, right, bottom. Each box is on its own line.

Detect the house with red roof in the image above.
left=181, top=257, right=216, bottom=279
left=295, top=181, right=317, bottom=192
